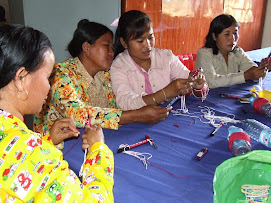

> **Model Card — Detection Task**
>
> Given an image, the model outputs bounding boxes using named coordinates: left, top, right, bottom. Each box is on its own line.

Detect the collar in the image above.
left=0, top=109, right=28, bottom=129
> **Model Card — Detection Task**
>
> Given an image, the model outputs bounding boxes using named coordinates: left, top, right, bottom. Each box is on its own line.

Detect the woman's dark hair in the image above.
left=114, top=10, right=152, bottom=58
left=204, top=14, right=240, bottom=55
left=0, top=6, right=6, bottom=22
left=67, top=19, right=113, bottom=57
left=0, top=24, right=52, bottom=89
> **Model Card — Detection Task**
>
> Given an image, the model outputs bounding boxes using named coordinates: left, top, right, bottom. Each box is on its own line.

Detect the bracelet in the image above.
left=161, top=88, right=167, bottom=101
left=152, top=96, right=159, bottom=105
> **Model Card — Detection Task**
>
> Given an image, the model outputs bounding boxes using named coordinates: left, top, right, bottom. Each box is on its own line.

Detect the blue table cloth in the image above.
left=62, top=48, right=271, bottom=203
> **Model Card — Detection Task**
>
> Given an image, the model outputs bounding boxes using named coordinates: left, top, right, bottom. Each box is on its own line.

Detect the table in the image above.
left=246, top=47, right=271, bottom=65
left=62, top=49, right=271, bottom=203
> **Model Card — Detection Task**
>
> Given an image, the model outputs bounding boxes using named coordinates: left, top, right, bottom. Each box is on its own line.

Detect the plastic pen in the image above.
left=166, top=95, right=182, bottom=108
left=117, top=135, right=157, bottom=153
left=266, top=51, right=271, bottom=64
left=209, top=122, right=224, bottom=136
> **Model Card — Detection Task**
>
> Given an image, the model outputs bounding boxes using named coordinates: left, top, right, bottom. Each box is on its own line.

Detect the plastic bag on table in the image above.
left=213, top=150, right=271, bottom=203
left=250, top=85, right=271, bottom=102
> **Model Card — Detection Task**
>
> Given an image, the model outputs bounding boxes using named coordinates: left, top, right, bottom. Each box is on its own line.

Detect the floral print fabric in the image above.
left=0, top=109, right=114, bottom=202
left=34, top=57, right=122, bottom=134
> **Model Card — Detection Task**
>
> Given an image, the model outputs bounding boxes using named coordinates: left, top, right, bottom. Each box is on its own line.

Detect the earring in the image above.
left=17, top=89, right=29, bottom=101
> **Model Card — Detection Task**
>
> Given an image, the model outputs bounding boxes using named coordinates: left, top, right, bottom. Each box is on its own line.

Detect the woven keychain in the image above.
left=241, top=184, right=270, bottom=202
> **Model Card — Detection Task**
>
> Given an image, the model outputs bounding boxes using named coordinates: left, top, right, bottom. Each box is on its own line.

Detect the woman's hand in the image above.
left=81, top=126, right=105, bottom=150
left=244, top=66, right=267, bottom=80
left=260, top=57, right=271, bottom=70
left=136, top=105, right=171, bottom=124
left=191, top=71, right=206, bottom=90
left=244, top=58, right=270, bottom=81
left=164, top=78, right=194, bottom=98
left=49, top=117, right=79, bottom=145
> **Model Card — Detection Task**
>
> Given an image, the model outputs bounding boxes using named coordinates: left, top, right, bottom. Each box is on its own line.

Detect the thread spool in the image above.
left=251, top=97, right=269, bottom=114
left=228, top=131, right=251, bottom=151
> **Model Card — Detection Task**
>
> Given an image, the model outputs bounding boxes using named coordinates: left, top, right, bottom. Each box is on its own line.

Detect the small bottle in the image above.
left=227, top=126, right=251, bottom=156
left=241, top=119, right=271, bottom=148
left=249, top=96, right=271, bottom=117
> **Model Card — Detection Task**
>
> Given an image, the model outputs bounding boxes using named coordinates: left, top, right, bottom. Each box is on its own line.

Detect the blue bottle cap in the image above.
left=227, top=126, right=243, bottom=140
left=249, top=96, right=256, bottom=107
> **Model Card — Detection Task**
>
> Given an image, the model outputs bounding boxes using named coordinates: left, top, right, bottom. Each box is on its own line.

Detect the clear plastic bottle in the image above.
left=261, top=102, right=271, bottom=117
left=227, top=126, right=251, bottom=156
left=250, top=96, right=271, bottom=117
left=241, top=119, right=271, bottom=148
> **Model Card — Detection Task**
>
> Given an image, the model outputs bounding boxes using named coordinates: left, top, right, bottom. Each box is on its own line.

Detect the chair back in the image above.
left=178, top=53, right=197, bottom=71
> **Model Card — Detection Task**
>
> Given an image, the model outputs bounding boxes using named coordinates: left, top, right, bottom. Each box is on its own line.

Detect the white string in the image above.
left=79, top=149, right=88, bottom=177
left=259, top=77, right=263, bottom=90
left=180, top=95, right=189, bottom=113
left=172, top=105, right=241, bottom=127
left=121, top=150, right=152, bottom=169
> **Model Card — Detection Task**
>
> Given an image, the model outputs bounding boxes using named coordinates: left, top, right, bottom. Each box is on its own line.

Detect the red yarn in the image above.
left=253, top=98, right=269, bottom=114
left=228, top=132, right=251, bottom=151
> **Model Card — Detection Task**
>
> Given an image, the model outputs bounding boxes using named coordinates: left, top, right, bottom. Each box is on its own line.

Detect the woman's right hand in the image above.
left=164, top=78, right=193, bottom=98
left=136, top=105, right=171, bottom=124
left=82, top=126, right=105, bottom=150
left=49, top=117, right=79, bottom=145
left=244, top=66, right=267, bottom=80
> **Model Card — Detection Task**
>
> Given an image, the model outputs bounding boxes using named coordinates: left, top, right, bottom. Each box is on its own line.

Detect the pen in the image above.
left=117, top=135, right=157, bottom=153
left=209, top=122, right=223, bottom=136
left=166, top=95, right=182, bottom=108
left=219, top=93, right=242, bottom=99
left=192, top=69, right=200, bottom=78
left=266, top=51, right=271, bottom=64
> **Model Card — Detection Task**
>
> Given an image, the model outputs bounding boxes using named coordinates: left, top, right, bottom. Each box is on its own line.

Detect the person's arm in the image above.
left=110, top=50, right=192, bottom=110
left=119, top=105, right=171, bottom=125
left=110, top=61, right=147, bottom=110
left=238, top=48, right=268, bottom=81
left=51, top=66, right=122, bottom=130
left=110, top=66, right=176, bottom=108
left=0, top=128, right=114, bottom=202
left=196, top=48, right=247, bottom=88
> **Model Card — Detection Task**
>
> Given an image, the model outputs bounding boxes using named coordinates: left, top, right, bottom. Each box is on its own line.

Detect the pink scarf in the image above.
left=131, top=57, right=153, bottom=94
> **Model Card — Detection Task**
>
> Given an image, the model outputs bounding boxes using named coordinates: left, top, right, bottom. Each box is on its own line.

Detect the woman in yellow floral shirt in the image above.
left=0, top=24, right=114, bottom=202
left=34, top=19, right=171, bottom=134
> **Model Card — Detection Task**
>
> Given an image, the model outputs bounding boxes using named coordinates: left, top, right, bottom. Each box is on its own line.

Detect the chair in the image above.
left=178, top=53, right=197, bottom=71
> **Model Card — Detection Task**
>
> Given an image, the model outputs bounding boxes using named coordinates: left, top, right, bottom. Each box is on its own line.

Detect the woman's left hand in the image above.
left=260, top=57, right=271, bottom=70
left=189, top=71, right=206, bottom=90
left=49, top=117, right=79, bottom=145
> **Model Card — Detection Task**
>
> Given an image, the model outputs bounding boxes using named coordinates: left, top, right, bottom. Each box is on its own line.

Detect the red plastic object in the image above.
left=178, top=53, right=197, bottom=71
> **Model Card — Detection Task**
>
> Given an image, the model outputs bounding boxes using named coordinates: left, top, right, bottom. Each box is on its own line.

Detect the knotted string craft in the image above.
left=172, top=106, right=241, bottom=128
left=119, top=144, right=152, bottom=169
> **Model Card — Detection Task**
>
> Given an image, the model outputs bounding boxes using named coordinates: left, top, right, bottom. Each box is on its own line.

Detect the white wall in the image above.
left=261, top=0, right=271, bottom=48
left=23, top=0, right=120, bottom=63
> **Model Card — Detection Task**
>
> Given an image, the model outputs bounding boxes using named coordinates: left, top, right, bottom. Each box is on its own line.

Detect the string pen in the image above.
left=219, top=93, right=242, bottom=100
left=209, top=122, right=224, bottom=137
left=260, top=50, right=271, bottom=66
left=192, top=69, right=200, bottom=78
left=117, top=135, right=156, bottom=153
left=166, top=95, right=182, bottom=108
left=266, top=51, right=271, bottom=64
